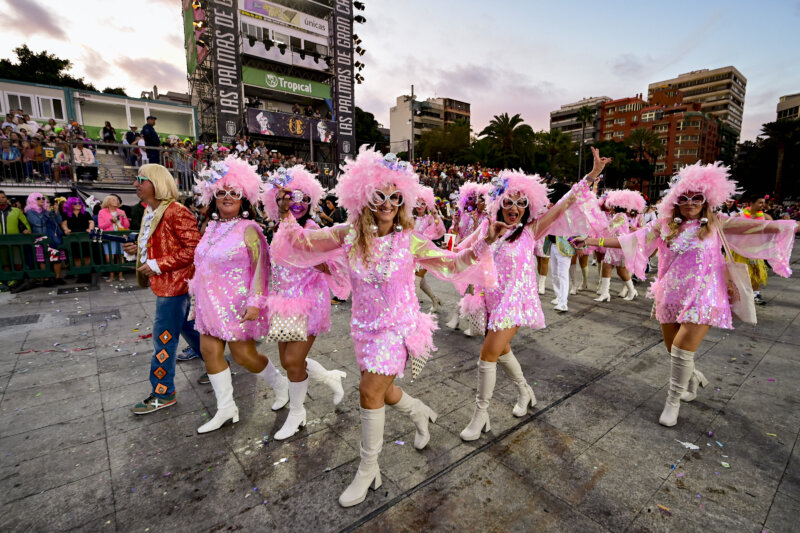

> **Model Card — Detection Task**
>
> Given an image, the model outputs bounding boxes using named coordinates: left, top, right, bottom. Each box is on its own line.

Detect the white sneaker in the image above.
left=554, top=303, right=568, bottom=312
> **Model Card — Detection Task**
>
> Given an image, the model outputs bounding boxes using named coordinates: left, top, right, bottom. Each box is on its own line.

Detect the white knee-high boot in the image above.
left=569, top=263, right=578, bottom=295
left=497, top=350, right=536, bottom=417
left=257, top=359, right=289, bottom=410
left=417, top=276, right=441, bottom=313
left=306, top=358, right=347, bottom=405
left=339, top=406, right=384, bottom=508
left=389, top=390, right=438, bottom=450
left=197, top=368, right=238, bottom=434
left=537, top=273, right=547, bottom=295
left=594, top=277, right=611, bottom=302
left=460, top=359, right=496, bottom=441
left=623, top=279, right=638, bottom=301
left=274, top=378, right=309, bottom=440
left=659, top=346, right=695, bottom=427
left=580, top=265, right=590, bottom=290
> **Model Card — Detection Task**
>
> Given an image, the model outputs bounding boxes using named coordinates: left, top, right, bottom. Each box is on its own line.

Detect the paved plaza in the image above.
left=1, top=250, right=799, bottom=532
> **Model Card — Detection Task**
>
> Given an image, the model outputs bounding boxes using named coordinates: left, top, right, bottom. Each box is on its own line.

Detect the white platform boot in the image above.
left=569, top=264, right=578, bottom=295
left=537, top=274, right=547, bottom=295
left=622, top=279, right=638, bottom=301
left=274, top=378, right=309, bottom=440
left=390, top=391, right=438, bottom=449
left=339, top=406, right=385, bottom=507
left=659, top=346, right=695, bottom=427
left=197, top=367, right=239, bottom=434
left=257, top=359, right=289, bottom=410
left=594, top=277, right=611, bottom=302
left=681, top=369, right=709, bottom=402
left=417, top=276, right=442, bottom=313
left=497, top=350, right=536, bottom=417
left=460, top=359, right=496, bottom=441
left=306, top=358, right=347, bottom=405
left=580, top=266, right=590, bottom=291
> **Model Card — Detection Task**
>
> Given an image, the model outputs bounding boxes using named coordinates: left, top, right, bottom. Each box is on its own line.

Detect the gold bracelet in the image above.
left=598, top=238, right=605, bottom=247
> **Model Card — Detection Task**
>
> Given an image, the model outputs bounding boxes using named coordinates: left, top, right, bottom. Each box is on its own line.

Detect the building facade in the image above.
left=647, top=66, right=746, bottom=136
left=599, top=89, right=719, bottom=199
left=0, top=78, right=197, bottom=141
left=777, top=93, right=800, bottom=121
left=389, top=95, right=470, bottom=155
left=549, top=96, right=611, bottom=143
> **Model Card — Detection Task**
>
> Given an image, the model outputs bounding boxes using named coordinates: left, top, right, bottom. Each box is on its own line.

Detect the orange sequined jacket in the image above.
left=140, top=202, right=200, bottom=297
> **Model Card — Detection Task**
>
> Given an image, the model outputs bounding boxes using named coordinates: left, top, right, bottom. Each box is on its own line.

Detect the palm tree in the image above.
left=575, top=105, right=595, bottom=177
left=535, top=129, right=577, bottom=177
left=478, top=113, right=535, bottom=168
left=625, top=128, right=665, bottom=163
left=760, top=120, right=799, bottom=199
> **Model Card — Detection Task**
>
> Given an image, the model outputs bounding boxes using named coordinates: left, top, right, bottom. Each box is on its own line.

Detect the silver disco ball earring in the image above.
left=673, top=217, right=682, bottom=224
left=242, top=211, right=250, bottom=219
left=211, top=213, right=219, bottom=220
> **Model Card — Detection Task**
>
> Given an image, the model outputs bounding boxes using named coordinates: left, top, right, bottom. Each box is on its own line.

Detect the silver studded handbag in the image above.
left=266, top=313, right=308, bottom=342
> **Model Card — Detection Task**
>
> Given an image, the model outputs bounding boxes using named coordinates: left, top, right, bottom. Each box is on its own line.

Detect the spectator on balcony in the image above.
left=102, top=121, right=117, bottom=154
left=98, top=194, right=130, bottom=282
left=53, top=142, right=71, bottom=183
left=141, top=116, right=160, bottom=164
left=61, top=196, right=94, bottom=271
left=73, top=140, right=98, bottom=181
left=2, top=114, right=17, bottom=132
left=22, top=115, right=39, bottom=135
left=292, top=103, right=301, bottom=114
left=42, top=118, right=61, bottom=134
left=1, top=139, right=23, bottom=182
left=304, top=105, right=314, bottom=117
left=313, top=108, right=321, bottom=119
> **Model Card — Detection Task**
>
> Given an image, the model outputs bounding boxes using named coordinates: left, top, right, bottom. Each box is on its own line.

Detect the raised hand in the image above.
left=589, top=147, right=612, bottom=180
left=485, top=220, right=513, bottom=244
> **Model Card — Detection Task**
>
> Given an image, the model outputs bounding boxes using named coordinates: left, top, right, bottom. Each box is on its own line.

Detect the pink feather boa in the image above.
left=404, top=311, right=439, bottom=362
left=604, top=189, right=646, bottom=213
left=459, top=293, right=485, bottom=316
left=197, top=155, right=261, bottom=206
left=333, top=146, right=420, bottom=222
left=657, top=161, right=738, bottom=220
left=260, top=165, right=325, bottom=221
left=265, top=294, right=313, bottom=319
left=487, top=170, right=550, bottom=221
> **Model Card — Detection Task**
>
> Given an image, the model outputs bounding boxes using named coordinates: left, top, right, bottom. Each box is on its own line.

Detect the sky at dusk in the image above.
left=0, top=0, right=797, bottom=141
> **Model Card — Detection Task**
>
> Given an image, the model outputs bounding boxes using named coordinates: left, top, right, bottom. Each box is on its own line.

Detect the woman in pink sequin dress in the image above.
left=414, top=185, right=446, bottom=312
left=594, top=189, right=646, bottom=303
left=577, top=162, right=797, bottom=427
left=271, top=148, right=507, bottom=508
left=260, top=166, right=348, bottom=441
left=190, top=156, right=289, bottom=434
left=454, top=147, right=610, bottom=441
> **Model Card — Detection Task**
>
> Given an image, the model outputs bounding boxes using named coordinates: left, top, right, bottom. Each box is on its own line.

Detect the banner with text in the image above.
left=246, top=108, right=335, bottom=143
left=332, top=2, right=355, bottom=161
left=241, top=66, right=331, bottom=99
left=240, top=0, right=328, bottom=37
left=213, top=0, right=243, bottom=144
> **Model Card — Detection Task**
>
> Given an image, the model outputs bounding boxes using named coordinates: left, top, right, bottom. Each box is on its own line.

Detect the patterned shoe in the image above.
left=197, top=373, right=210, bottom=385
left=131, top=393, right=176, bottom=415
left=177, top=346, right=201, bottom=361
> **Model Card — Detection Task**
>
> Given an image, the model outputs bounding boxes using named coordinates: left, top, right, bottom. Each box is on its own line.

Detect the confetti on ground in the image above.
left=675, top=439, right=700, bottom=450
left=273, top=458, right=288, bottom=466
left=395, top=440, right=405, bottom=445
left=657, top=504, right=672, bottom=517
left=766, top=378, right=775, bottom=382
left=676, top=472, right=685, bottom=478
left=708, top=431, right=713, bottom=436
left=34, top=392, right=41, bottom=397
left=767, top=433, right=777, bottom=437
left=716, top=441, right=724, bottom=447
left=721, top=462, right=730, bottom=468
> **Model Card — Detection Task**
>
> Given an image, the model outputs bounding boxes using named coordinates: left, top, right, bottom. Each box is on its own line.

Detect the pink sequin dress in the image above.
left=268, top=219, right=347, bottom=337
left=271, top=222, right=495, bottom=377
left=620, top=216, right=797, bottom=328
left=190, top=219, right=270, bottom=341
left=458, top=179, right=607, bottom=331
left=602, top=213, right=631, bottom=267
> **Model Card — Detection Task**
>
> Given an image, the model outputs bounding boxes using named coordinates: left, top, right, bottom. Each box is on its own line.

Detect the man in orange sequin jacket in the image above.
left=123, top=164, right=203, bottom=415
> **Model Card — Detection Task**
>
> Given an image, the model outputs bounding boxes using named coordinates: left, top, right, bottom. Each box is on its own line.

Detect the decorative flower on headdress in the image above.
left=198, top=160, right=230, bottom=184
left=489, top=175, right=510, bottom=201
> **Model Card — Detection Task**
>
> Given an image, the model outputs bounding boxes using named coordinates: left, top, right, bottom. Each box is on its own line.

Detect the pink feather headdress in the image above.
left=657, top=161, right=738, bottom=220
left=260, top=165, right=325, bottom=221
left=457, top=181, right=492, bottom=211
left=486, top=170, right=550, bottom=221
left=604, top=189, right=646, bottom=213
left=196, top=155, right=261, bottom=206
left=333, top=147, right=420, bottom=222
left=416, top=185, right=436, bottom=211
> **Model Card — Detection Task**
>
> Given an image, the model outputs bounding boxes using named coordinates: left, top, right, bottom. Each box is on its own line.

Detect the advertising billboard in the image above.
left=332, top=3, right=355, bottom=160
left=211, top=0, right=243, bottom=144
left=241, top=66, right=331, bottom=99
left=240, top=0, right=329, bottom=36
left=246, top=108, right=334, bottom=143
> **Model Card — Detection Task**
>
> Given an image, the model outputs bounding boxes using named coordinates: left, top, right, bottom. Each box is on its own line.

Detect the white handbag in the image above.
left=266, top=313, right=308, bottom=342
left=717, top=228, right=757, bottom=325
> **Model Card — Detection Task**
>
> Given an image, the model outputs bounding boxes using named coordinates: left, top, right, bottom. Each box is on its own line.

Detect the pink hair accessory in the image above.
left=604, top=189, right=646, bottom=212
left=657, top=161, right=738, bottom=220
left=333, top=147, right=420, bottom=222
left=416, top=185, right=436, bottom=211
left=196, top=155, right=261, bottom=206
left=486, top=170, right=550, bottom=221
left=260, top=165, right=325, bottom=221
left=457, top=181, right=493, bottom=211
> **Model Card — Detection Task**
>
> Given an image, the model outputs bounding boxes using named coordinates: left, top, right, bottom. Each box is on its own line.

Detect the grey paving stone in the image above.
left=765, top=491, right=800, bottom=533
left=0, top=393, right=101, bottom=437
left=0, top=374, right=99, bottom=411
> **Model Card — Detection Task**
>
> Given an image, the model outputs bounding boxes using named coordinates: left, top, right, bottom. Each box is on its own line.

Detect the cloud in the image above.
left=80, top=47, right=112, bottom=80
left=115, top=57, right=186, bottom=92
left=610, top=53, right=652, bottom=78
left=4, top=0, right=67, bottom=40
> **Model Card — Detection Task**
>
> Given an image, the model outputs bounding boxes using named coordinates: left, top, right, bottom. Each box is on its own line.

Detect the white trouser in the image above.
left=550, top=250, right=572, bottom=306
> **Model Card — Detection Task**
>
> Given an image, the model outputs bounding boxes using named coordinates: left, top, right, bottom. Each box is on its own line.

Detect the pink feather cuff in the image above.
left=246, top=293, right=269, bottom=310
left=265, top=295, right=313, bottom=319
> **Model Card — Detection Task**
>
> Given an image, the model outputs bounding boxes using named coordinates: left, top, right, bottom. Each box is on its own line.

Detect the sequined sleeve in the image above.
left=411, top=232, right=496, bottom=289
left=720, top=216, right=797, bottom=277
left=270, top=218, right=349, bottom=269
left=455, top=218, right=488, bottom=252
left=534, top=178, right=606, bottom=240
left=619, top=220, right=661, bottom=279
left=244, top=225, right=270, bottom=309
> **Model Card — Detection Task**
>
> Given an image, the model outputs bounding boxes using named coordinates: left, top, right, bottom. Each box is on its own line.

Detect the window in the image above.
left=6, top=93, right=34, bottom=116
left=605, top=120, right=612, bottom=128
left=654, top=124, right=668, bottom=132
left=655, top=163, right=666, bottom=172
left=273, top=31, right=289, bottom=45
left=614, top=131, right=624, bottom=137
left=614, top=118, right=625, bottom=125
left=642, top=112, right=655, bottom=122
left=290, top=36, right=302, bottom=50
left=604, top=133, right=612, bottom=140
left=37, top=96, right=65, bottom=120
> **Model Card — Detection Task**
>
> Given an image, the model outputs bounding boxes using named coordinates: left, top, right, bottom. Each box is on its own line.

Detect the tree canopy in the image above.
left=0, top=45, right=97, bottom=91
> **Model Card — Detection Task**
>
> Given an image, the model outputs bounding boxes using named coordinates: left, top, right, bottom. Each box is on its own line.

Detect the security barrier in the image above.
left=0, top=231, right=135, bottom=284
